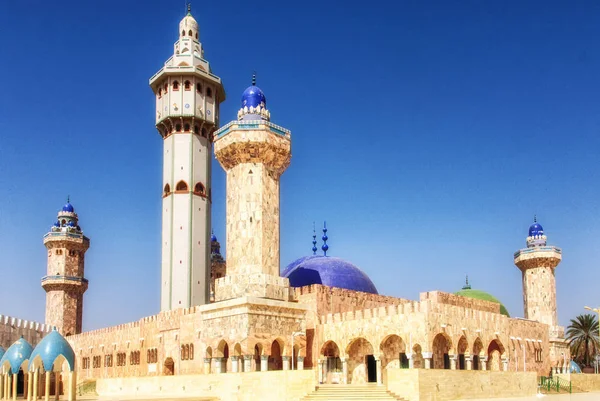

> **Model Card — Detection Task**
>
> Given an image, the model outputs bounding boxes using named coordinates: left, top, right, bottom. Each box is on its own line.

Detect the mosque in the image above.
left=0, top=7, right=571, bottom=401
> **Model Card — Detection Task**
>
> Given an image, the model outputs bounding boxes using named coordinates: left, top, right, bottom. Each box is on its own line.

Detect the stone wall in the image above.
left=556, top=373, right=600, bottom=392
left=0, top=315, right=52, bottom=350
left=387, top=369, right=537, bottom=401
left=96, top=370, right=315, bottom=401
left=420, top=291, right=501, bottom=314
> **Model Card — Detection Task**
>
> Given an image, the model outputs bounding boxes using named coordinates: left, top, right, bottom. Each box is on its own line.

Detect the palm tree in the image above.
left=566, top=314, right=600, bottom=367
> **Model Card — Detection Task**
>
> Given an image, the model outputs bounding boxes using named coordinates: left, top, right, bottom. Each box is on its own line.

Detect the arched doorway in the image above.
left=217, top=340, right=229, bottom=373
left=380, top=335, right=406, bottom=383
left=487, top=340, right=504, bottom=371
left=234, top=343, right=243, bottom=372
left=293, top=344, right=301, bottom=370
left=254, top=344, right=263, bottom=371
left=164, top=357, right=174, bottom=375
left=321, top=341, right=342, bottom=383
left=346, top=338, right=375, bottom=384
left=457, top=336, right=468, bottom=370
left=473, top=338, right=483, bottom=370
left=269, top=339, right=283, bottom=371
left=432, top=334, right=452, bottom=369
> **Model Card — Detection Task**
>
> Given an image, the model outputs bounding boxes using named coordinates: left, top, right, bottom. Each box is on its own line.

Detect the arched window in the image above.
left=164, top=183, right=170, bottom=196
left=158, top=88, right=162, bottom=97
left=193, top=125, right=199, bottom=134
left=184, top=80, right=191, bottom=91
left=196, top=83, right=202, bottom=93
left=181, top=30, right=185, bottom=36
left=188, top=30, right=193, bottom=36
left=194, top=182, right=205, bottom=196
left=190, top=344, right=194, bottom=360
left=184, top=123, right=190, bottom=132
left=201, top=128, right=207, bottom=138
left=176, top=180, right=188, bottom=192
left=164, top=83, right=168, bottom=92
left=175, top=123, right=182, bottom=132
left=173, top=81, right=179, bottom=91
left=206, top=88, right=212, bottom=98
left=195, top=33, right=198, bottom=39
left=181, top=346, right=185, bottom=360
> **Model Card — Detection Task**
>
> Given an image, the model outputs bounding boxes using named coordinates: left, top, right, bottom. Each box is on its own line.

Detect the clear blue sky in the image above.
left=1, top=0, right=599, bottom=331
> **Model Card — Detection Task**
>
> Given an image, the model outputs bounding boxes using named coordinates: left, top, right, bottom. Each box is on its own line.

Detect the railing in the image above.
left=41, top=275, right=89, bottom=284
left=514, top=246, right=562, bottom=258
left=215, top=119, right=291, bottom=138
left=539, top=376, right=571, bottom=393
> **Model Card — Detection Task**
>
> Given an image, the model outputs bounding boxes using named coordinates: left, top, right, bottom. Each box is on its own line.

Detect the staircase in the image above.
left=301, top=384, right=406, bottom=400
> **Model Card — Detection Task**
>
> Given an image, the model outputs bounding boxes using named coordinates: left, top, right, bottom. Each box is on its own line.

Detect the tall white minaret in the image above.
left=150, top=5, right=225, bottom=310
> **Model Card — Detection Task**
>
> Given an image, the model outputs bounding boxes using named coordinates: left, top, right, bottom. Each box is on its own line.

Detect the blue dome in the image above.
left=529, top=222, right=544, bottom=237
left=570, top=360, right=582, bottom=374
left=62, top=203, right=74, bottom=213
left=0, top=346, right=5, bottom=361
left=283, top=255, right=378, bottom=294
left=29, top=329, right=75, bottom=372
left=68, top=221, right=75, bottom=227
left=53, top=221, right=60, bottom=227
left=211, top=233, right=217, bottom=242
left=0, top=337, right=33, bottom=374
left=241, top=85, right=266, bottom=109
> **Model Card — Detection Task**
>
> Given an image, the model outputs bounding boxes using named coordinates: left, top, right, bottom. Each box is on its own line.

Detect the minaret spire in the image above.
left=252, top=72, right=256, bottom=86
left=187, top=2, right=191, bottom=14
left=312, top=222, right=317, bottom=255
left=321, top=221, right=329, bottom=256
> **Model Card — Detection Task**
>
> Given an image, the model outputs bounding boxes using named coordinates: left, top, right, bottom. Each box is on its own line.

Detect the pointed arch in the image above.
left=196, top=83, right=202, bottom=94
left=188, top=30, right=193, bottom=36
left=175, top=180, right=188, bottom=192
left=206, top=88, right=212, bottom=98
left=432, top=333, right=452, bottom=369
left=270, top=339, right=283, bottom=371
left=194, top=182, right=206, bottom=196
left=487, top=339, right=505, bottom=371
left=473, top=337, right=484, bottom=370
left=184, top=80, right=191, bottom=90
left=457, top=336, right=468, bottom=370
left=163, top=183, right=171, bottom=197
left=173, top=81, right=179, bottom=91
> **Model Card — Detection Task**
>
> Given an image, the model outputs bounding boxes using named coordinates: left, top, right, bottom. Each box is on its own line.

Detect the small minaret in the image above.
left=150, top=6, right=225, bottom=310
left=514, top=217, right=562, bottom=327
left=42, top=199, right=90, bottom=336
left=213, top=75, right=292, bottom=301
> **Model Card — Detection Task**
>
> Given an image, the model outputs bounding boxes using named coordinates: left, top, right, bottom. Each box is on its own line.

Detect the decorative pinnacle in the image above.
left=187, top=3, right=191, bottom=14
left=462, top=275, right=471, bottom=290
left=321, top=221, right=329, bottom=256
left=67, top=195, right=70, bottom=203
left=534, top=214, right=537, bottom=223
left=252, top=72, right=256, bottom=86
left=312, top=222, right=317, bottom=255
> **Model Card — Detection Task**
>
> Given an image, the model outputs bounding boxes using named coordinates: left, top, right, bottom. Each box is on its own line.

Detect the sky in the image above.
left=0, top=0, right=599, bottom=331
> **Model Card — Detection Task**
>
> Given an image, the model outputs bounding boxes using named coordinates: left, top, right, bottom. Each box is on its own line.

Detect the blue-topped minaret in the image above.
left=43, top=199, right=90, bottom=335
left=214, top=76, right=292, bottom=301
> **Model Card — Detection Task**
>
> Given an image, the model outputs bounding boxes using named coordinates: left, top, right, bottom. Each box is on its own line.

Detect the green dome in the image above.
left=455, top=279, right=510, bottom=317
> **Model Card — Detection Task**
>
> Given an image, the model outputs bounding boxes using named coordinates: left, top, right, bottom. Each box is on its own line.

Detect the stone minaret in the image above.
left=213, top=75, right=292, bottom=301
left=514, top=217, right=561, bottom=327
left=42, top=200, right=90, bottom=336
left=514, top=218, right=569, bottom=369
left=150, top=5, right=225, bottom=310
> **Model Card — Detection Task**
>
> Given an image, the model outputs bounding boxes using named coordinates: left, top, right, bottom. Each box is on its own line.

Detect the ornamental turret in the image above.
left=150, top=6, right=225, bottom=310
left=213, top=76, right=292, bottom=301
left=42, top=200, right=90, bottom=336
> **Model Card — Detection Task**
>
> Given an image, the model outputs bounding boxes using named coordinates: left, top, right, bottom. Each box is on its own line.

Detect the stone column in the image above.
left=27, top=372, right=33, bottom=401
left=450, top=355, right=457, bottom=370
left=32, top=370, right=38, bottom=401
left=243, top=355, right=252, bottom=372
left=231, top=356, right=239, bottom=373
left=214, top=358, right=223, bottom=374
left=67, top=372, right=75, bottom=401
left=44, top=372, right=50, bottom=401
left=341, top=358, right=348, bottom=384
left=406, top=353, right=413, bottom=369
left=203, top=358, right=211, bottom=375
left=465, top=355, right=472, bottom=371
left=0, top=373, right=4, bottom=401
left=502, top=358, right=509, bottom=372
left=54, top=372, right=59, bottom=401
left=282, top=357, right=290, bottom=371
left=375, top=356, right=383, bottom=385
left=12, top=374, right=17, bottom=401
left=260, top=356, right=268, bottom=372
left=297, top=356, right=304, bottom=371
left=422, top=352, right=432, bottom=369
left=317, top=360, right=324, bottom=383
left=480, top=356, right=487, bottom=371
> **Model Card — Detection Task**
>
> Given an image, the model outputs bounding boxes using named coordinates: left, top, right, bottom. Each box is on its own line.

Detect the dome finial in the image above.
left=312, top=222, right=317, bottom=255
left=534, top=214, right=537, bottom=223
left=67, top=195, right=70, bottom=204
left=252, top=71, right=256, bottom=86
left=462, top=275, right=471, bottom=290
left=187, top=2, right=192, bottom=15
left=321, top=221, right=329, bottom=256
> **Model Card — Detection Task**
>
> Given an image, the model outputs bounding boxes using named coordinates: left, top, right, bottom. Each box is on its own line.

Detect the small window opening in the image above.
left=175, top=123, right=182, bottom=132
left=164, top=83, right=168, bottom=92
left=196, top=83, right=202, bottom=93
left=195, top=33, right=198, bottom=39
left=206, top=88, right=212, bottom=98
left=193, top=125, right=199, bottom=134
left=163, top=183, right=171, bottom=196
left=181, top=30, right=185, bottom=36
left=184, top=123, right=190, bottom=132
left=173, top=81, right=179, bottom=91
left=194, top=182, right=205, bottom=195
left=201, top=128, right=207, bottom=138
left=184, top=81, right=191, bottom=91
left=158, top=88, right=162, bottom=97
left=176, top=180, right=188, bottom=192
left=188, top=30, right=193, bottom=36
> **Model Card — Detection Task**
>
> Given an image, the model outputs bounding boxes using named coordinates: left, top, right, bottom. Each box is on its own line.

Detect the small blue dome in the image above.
left=29, top=329, right=75, bottom=372
left=570, top=360, right=582, bottom=374
left=53, top=221, right=60, bottom=227
left=283, top=255, right=378, bottom=294
left=68, top=221, right=75, bottom=227
left=0, top=337, right=33, bottom=374
left=529, top=222, right=544, bottom=237
left=211, top=233, right=217, bottom=242
left=241, top=85, right=266, bottom=109
left=62, top=203, right=74, bottom=213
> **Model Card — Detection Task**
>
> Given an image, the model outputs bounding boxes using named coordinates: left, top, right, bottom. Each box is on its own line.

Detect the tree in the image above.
left=566, top=314, right=600, bottom=367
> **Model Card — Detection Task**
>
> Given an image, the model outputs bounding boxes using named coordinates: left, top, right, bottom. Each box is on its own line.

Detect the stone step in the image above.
left=301, top=385, right=406, bottom=401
